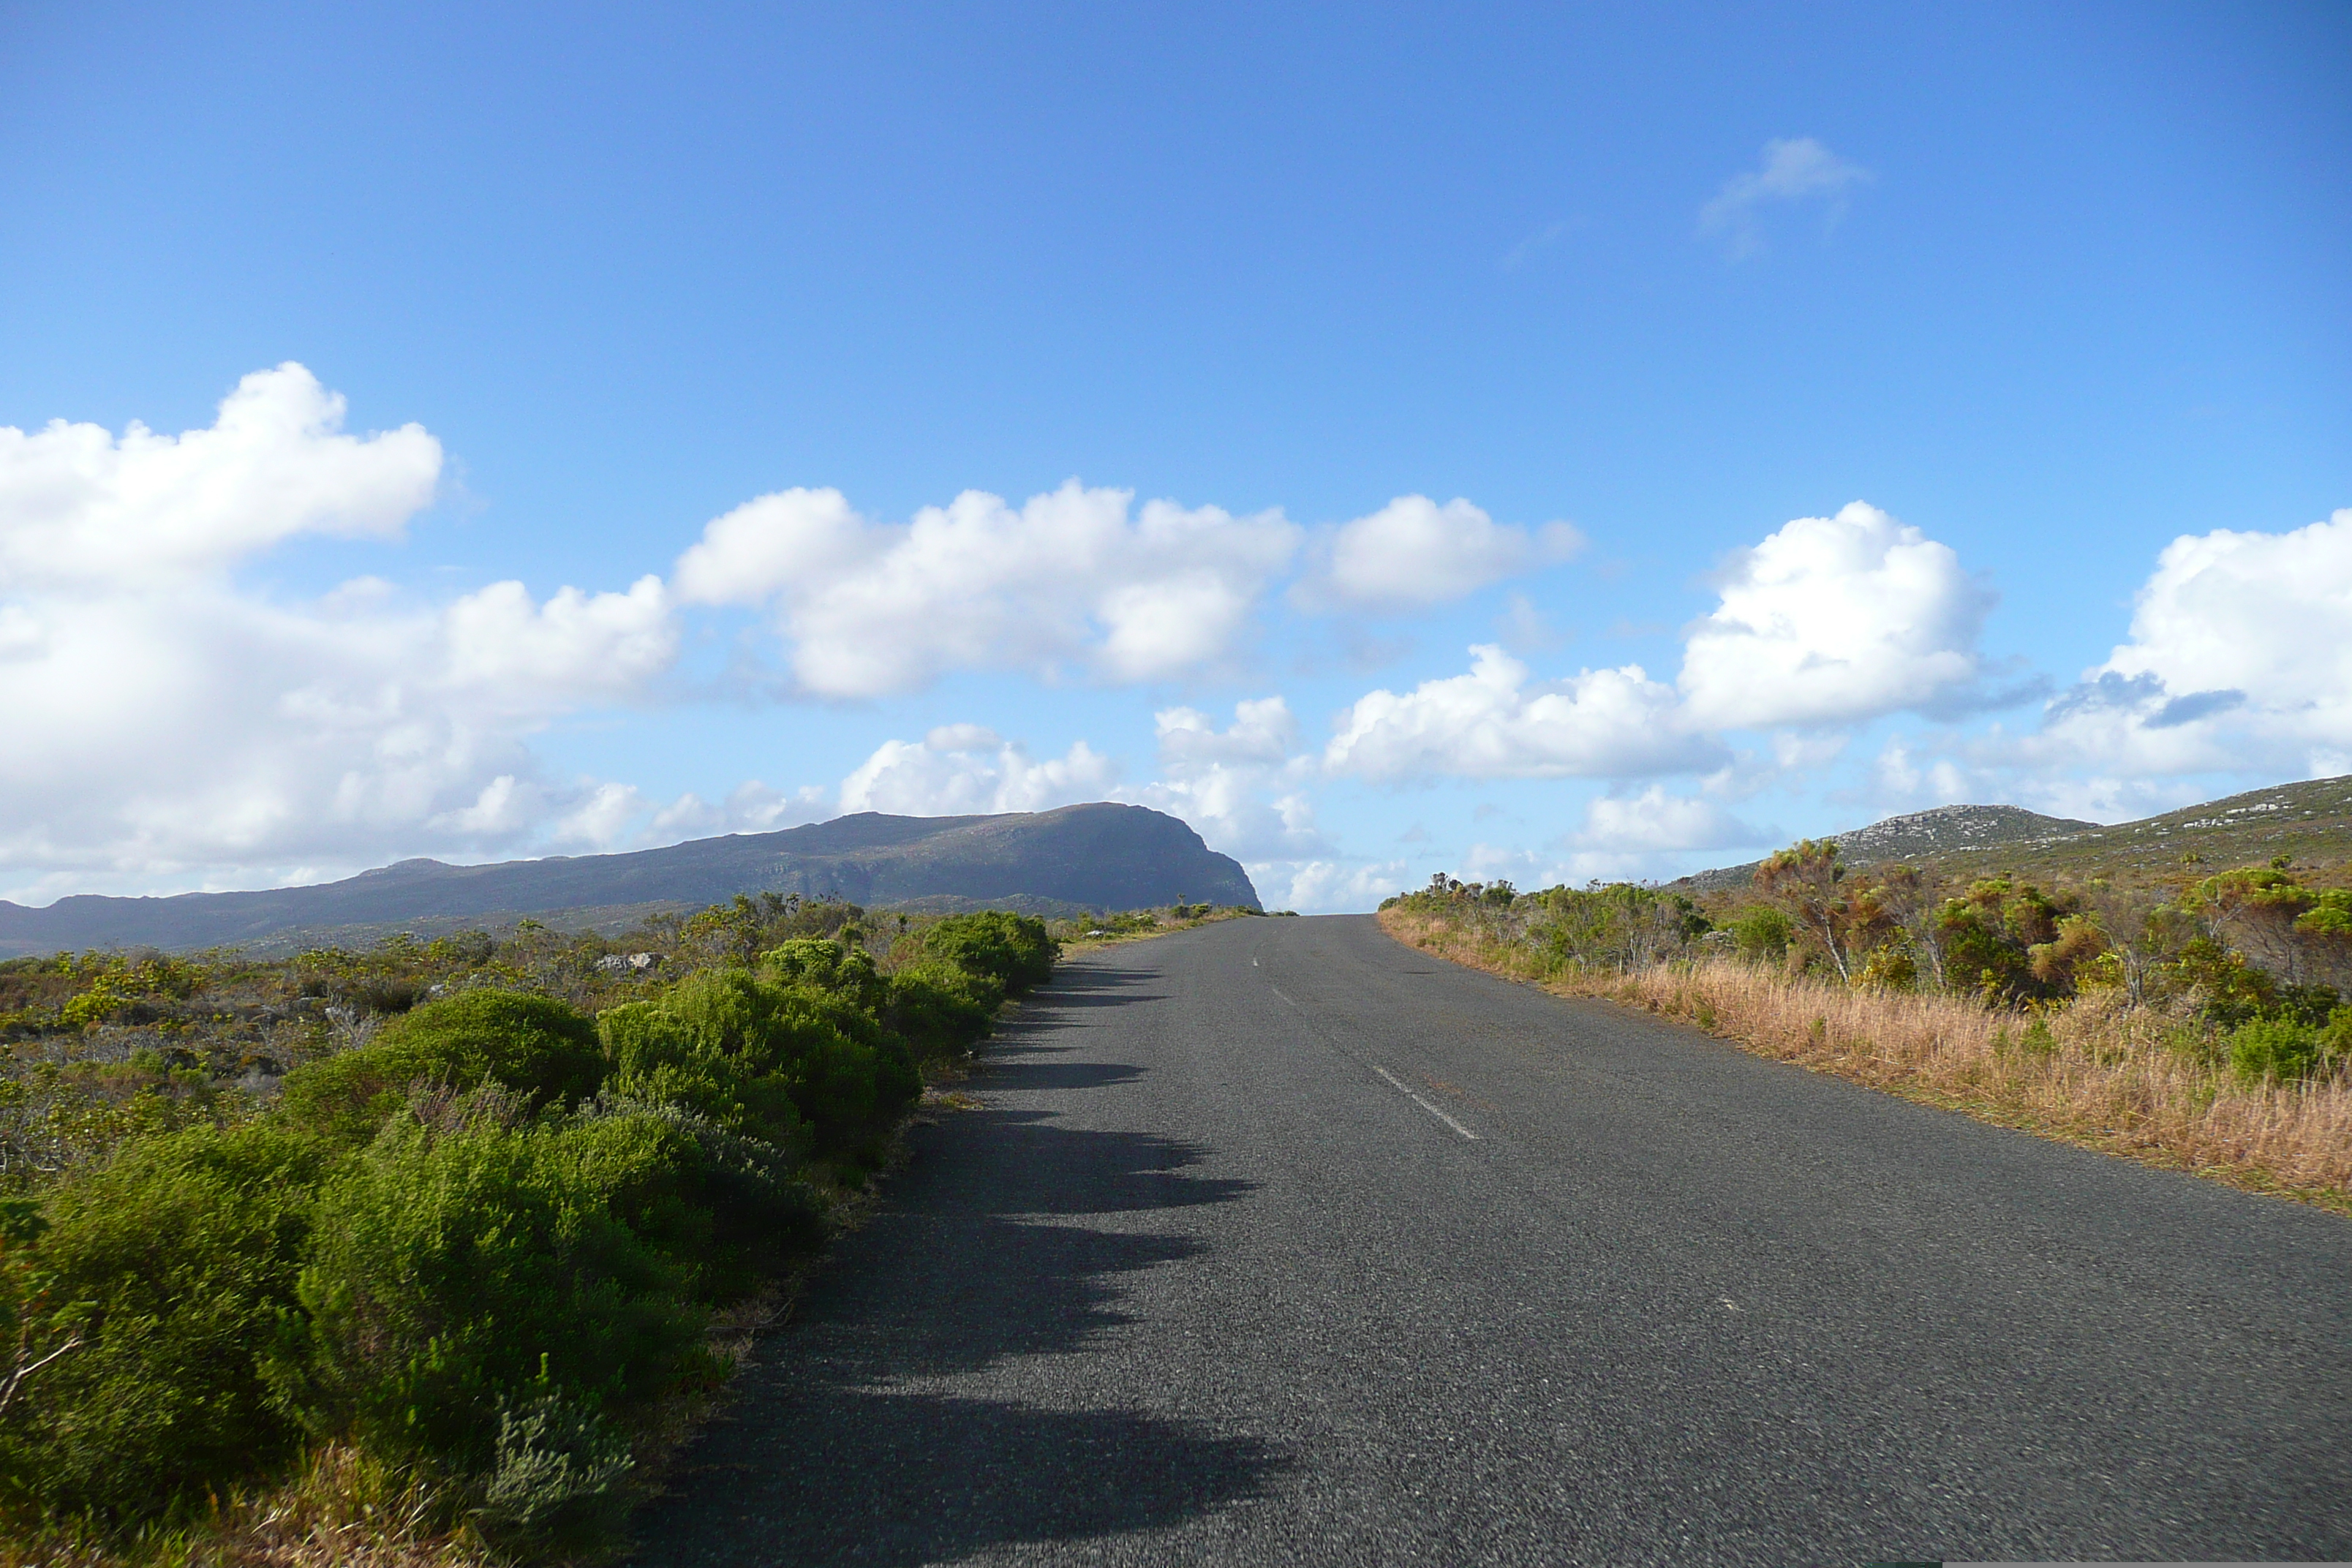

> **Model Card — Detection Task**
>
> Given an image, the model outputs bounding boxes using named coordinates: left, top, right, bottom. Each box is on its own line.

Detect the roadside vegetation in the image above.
left=0, top=897, right=1057, bottom=1564
left=1381, top=847, right=2352, bottom=1213
left=1055, top=902, right=1289, bottom=952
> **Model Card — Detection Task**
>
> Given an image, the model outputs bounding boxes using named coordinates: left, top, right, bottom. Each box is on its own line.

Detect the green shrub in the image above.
left=761, top=938, right=886, bottom=1011
left=280, top=990, right=606, bottom=1145
left=787, top=1028, right=919, bottom=1163
left=1727, top=905, right=1795, bottom=962
left=564, top=1102, right=823, bottom=1296
left=920, top=912, right=1057, bottom=995
left=601, top=971, right=916, bottom=1162
left=0, top=1123, right=333, bottom=1523
left=270, top=1117, right=706, bottom=1477
left=883, top=961, right=1002, bottom=1060
left=597, top=1000, right=810, bottom=1153
left=2228, top=1009, right=2351, bottom=1085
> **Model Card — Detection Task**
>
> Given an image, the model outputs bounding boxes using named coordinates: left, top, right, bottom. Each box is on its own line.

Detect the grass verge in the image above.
left=1379, top=907, right=2352, bottom=1217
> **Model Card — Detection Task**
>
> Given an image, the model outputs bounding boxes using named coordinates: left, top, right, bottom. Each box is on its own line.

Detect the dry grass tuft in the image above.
left=1382, top=908, right=2352, bottom=1214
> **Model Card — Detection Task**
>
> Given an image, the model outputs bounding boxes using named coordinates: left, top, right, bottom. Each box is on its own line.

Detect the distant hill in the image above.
left=1674, top=776, right=2352, bottom=897
left=0, top=803, right=1261, bottom=957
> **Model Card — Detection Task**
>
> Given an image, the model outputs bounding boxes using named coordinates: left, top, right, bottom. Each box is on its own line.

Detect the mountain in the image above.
left=1674, top=776, right=2352, bottom=896
left=0, top=803, right=1261, bottom=957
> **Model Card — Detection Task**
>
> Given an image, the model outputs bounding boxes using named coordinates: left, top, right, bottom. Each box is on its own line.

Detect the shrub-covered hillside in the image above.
left=0, top=895, right=1056, bottom=1561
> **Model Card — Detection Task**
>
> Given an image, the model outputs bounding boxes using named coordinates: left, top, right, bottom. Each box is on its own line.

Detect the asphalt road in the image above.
left=630, top=914, right=2352, bottom=1567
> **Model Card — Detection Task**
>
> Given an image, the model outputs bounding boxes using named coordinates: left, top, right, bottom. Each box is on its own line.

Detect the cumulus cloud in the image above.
left=0, top=366, right=682, bottom=897
left=1324, top=645, right=1724, bottom=781
left=1273, top=859, right=1411, bottom=914
left=837, top=728, right=1117, bottom=817
left=672, top=480, right=1299, bottom=697
left=1699, top=137, right=1872, bottom=257
left=0, top=363, right=442, bottom=590
left=1129, top=698, right=1327, bottom=864
left=2021, top=509, right=2352, bottom=778
left=1678, top=502, right=1993, bottom=730
left=1296, top=495, right=1583, bottom=611
left=1575, top=786, right=1766, bottom=853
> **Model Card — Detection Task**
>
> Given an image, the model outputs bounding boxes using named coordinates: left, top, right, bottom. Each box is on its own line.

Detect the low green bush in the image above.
left=280, top=990, right=608, bottom=1145
left=884, top=961, right=1002, bottom=1060
left=0, top=1122, right=332, bottom=1523
left=1727, top=905, right=1795, bottom=962
left=573, top=1099, right=825, bottom=1292
left=761, top=938, right=886, bottom=1012
left=600, top=969, right=917, bottom=1163
left=270, top=1117, right=707, bottom=1479
left=919, top=911, right=1057, bottom=995
left=2228, top=1009, right=2352, bottom=1085
left=598, top=998, right=810, bottom=1153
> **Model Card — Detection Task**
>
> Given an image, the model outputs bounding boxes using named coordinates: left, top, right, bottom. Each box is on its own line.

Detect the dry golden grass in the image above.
left=1381, top=908, right=2352, bottom=1215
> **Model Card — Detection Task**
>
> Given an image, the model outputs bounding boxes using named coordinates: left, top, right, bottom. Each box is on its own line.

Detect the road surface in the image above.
left=630, top=914, right=2352, bottom=1566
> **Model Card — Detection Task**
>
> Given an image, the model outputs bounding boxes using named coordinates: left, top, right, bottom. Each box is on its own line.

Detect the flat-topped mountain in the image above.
left=0, top=802, right=1261, bottom=957
left=1676, top=775, right=2352, bottom=895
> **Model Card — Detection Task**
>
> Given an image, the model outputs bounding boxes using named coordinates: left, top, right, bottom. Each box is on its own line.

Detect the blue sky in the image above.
left=2, top=1, right=2348, bottom=911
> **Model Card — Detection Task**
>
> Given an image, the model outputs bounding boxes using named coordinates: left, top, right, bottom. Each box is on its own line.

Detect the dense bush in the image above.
left=0, top=893, right=1047, bottom=1553
left=918, top=912, right=1058, bottom=995
left=885, top=961, right=1003, bottom=1060
left=279, top=990, right=608, bottom=1145
left=1727, top=905, right=1794, bottom=962
left=2228, top=1007, right=2352, bottom=1085
left=271, top=1115, right=706, bottom=1474
left=606, top=964, right=919, bottom=1163
left=0, top=1122, right=331, bottom=1521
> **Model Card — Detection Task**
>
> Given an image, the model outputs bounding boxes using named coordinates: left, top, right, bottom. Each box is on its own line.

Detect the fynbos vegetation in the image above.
left=1382, top=848, right=2352, bottom=1208
left=0, top=897, right=1057, bottom=1563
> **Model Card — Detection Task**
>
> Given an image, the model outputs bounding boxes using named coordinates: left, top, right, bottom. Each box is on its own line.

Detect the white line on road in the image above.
left=1372, top=1065, right=1480, bottom=1141
left=1271, top=986, right=1296, bottom=1006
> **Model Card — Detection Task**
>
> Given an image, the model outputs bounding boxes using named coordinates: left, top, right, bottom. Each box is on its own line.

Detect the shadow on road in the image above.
left=627, top=965, right=1278, bottom=1567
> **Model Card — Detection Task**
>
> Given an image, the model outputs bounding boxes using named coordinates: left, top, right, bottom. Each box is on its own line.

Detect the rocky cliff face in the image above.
left=0, top=803, right=1261, bottom=955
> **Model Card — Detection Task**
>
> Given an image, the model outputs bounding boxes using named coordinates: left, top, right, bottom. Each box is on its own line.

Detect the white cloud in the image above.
left=1297, top=495, right=1582, bottom=611
left=1128, top=698, right=1327, bottom=863
left=1155, top=696, right=1297, bottom=772
left=551, top=781, right=644, bottom=848
left=1325, top=645, right=1723, bottom=781
left=1575, top=786, right=1765, bottom=853
left=837, top=729, right=1117, bottom=817
left=1268, top=859, right=1410, bottom=914
left=663, top=781, right=832, bottom=837
left=672, top=480, right=1299, bottom=697
left=441, top=576, right=674, bottom=708
left=1678, top=502, right=1992, bottom=730
left=1700, top=137, right=1872, bottom=257
left=0, top=367, right=684, bottom=897
left=2098, top=508, right=2352, bottom=731
left=2019, top=508, right=2352, bottom=779
left=0, top=363, right=442, bottom=590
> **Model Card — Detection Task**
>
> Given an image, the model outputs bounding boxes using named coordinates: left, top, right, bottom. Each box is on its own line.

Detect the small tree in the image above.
left=1754, top=840, right=1862, bottom=981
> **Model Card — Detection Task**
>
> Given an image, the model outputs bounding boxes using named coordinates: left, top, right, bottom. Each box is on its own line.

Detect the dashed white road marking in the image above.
left=1271, top=986, right=1297, bottom=1006
left=1372, top=1065, right=1480, bottom=1141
